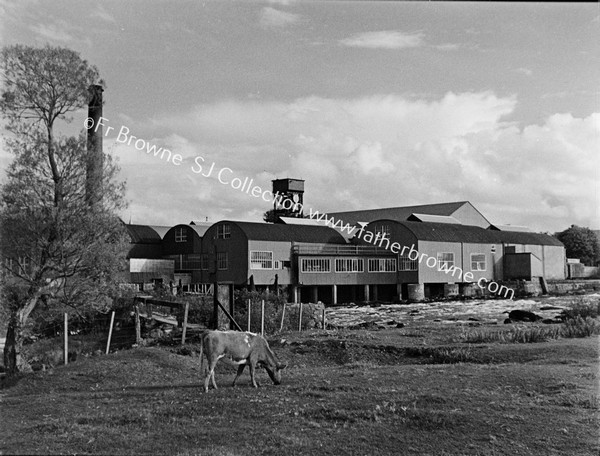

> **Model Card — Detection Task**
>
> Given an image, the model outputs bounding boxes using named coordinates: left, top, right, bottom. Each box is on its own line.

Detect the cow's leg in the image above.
left=204, top=357, right=220, bottom=393
left=232, top=364, right=246, bottom=387
left=249, top=362, right=260, bottom=388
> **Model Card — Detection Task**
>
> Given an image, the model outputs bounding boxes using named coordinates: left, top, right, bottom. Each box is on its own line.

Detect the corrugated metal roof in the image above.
left=489, top=224, right=532, bottom=232
left=329, top=201, right=470, bottom=226
left=149, top=226, right=171, bottom=238
left=125, top=224, right=163, bottom=243
left=408, top=213, right=462, bottom=224
left=223, top=221, right=348, bottom=244
left=372, top=220, right=563, bottom=247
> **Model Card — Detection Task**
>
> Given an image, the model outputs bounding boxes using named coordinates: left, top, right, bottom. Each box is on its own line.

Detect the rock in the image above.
left=468, top=317, right=480, bottom=322
left=507, top=310, right=542, bottom=322
left=396, top=323, right=405, bottom=328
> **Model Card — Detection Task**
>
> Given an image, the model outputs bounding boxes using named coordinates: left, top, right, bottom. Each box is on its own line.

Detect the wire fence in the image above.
left=17, top=296, right=328, bottom=370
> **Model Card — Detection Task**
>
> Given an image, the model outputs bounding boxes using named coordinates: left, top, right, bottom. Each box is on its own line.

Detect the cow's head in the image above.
left=264, top=362, right=287, bottom=385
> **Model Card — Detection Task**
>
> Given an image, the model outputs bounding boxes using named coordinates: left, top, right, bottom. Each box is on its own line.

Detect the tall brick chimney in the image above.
left=86, top=84, right=104, bottom=205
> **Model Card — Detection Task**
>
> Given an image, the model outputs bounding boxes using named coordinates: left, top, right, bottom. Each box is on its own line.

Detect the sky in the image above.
left=0, top=0, right=598, bottom=233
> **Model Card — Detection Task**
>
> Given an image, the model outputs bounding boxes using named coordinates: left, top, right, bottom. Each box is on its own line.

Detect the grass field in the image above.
left=1, top=318, right=598, bottom=456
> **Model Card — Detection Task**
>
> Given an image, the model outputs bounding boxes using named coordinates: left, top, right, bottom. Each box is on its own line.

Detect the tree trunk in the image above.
left=3, top=295, right=39, bottom=376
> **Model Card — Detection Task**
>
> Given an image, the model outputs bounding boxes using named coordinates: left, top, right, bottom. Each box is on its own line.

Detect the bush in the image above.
left=561, top=299, right=600, bottom=321
left=561, top=316, right=600, bottom=338
left=233, top=289, right=286, bottom=335
left=461, top=326, right=561, bottom=344
left=405, top=346, right=479, bottom=364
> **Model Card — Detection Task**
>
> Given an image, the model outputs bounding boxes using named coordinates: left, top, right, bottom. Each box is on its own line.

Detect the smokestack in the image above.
left=86, top=84, right=104, bottom=206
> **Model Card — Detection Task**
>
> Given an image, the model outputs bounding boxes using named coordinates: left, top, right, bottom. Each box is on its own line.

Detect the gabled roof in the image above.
left=372, top=219, right=564, bottom=247
left=489, top=224, right=532, bottom=232
left=222, top=221, right=347, bottom=244
left=329, top=201, right=473, bottom=226
left=408, top=213, right=462, bottom=224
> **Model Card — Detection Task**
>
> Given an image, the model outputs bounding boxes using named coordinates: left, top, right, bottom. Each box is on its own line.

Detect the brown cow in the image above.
left=199, top=330, right=286, bottom=392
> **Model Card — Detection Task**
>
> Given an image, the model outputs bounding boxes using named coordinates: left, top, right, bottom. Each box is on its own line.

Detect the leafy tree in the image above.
left=0, top=45, right=128, bottom=375
left=555, top=225, right=600, bottom=266
left=263, top=209, right=278, bottom=223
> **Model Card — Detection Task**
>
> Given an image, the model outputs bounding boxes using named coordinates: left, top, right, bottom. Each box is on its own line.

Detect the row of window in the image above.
left=301, top=258, right=397, bottom=273
left=299, top=253, right=487, bottom=273
left=167, top=251, right=488, bottom=273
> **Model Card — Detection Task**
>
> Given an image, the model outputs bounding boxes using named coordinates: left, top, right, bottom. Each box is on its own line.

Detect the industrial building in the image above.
left=125, top=179, right=566, bottom=303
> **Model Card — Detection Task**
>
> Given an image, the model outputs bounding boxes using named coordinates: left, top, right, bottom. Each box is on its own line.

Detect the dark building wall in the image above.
left=163, top=224, right=203, bottom=255
left=200, top=221, right=249, bottom=285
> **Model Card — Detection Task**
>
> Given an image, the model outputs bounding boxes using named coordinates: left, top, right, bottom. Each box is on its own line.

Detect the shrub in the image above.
left=561, top=299, right=600, bottom=321
left=561, top=316, right=600, bottom=338
left=405, top=346, right=479, bottom=364
left=233, top=289, right=286, bottom=335
left=461, top=326, right=561, bottom=344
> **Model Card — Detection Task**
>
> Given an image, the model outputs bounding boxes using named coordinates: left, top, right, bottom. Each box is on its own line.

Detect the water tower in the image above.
left=272, top=178, right=305, bottom=219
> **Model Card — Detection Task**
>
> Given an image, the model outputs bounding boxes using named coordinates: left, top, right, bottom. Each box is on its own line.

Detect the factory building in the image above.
left=124, top=180, right=566, bottom=303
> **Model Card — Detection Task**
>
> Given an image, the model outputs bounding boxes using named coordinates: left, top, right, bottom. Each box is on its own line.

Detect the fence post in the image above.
left=298, top=303, right=303, bottom=332
left=247, top=299, right=251, bottom=332
left=322, top=308, right=326, bottom=330
left=261, top=300, right=265, bottom=336
left=181, top=302, right=190, bottom=345
left=64, top=313, right=68, bottom=366
left=279, top=302, right=286, bottom=332
left=106, top=311, right=115, bottom=355
left=134, top=305, right=141, bottom=345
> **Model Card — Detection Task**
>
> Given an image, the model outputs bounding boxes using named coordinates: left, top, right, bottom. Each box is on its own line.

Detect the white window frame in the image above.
left=368, top=258, right=396, bottom=272
left=274, top=260, right=281, bottom=270
left=250, top=251, right=273, bottom=270
left=335, top=258, right=364, bottom=273
left=437, top=252, right=455, bottom=272
left=301, top=258, right=331, bottom=273
left=217, top=252, right=228, bottom=270
left=217, top=224, right=231, bottom=239
left=175, top=227, right=187, bottom=243
left=471, top=253, right=486, bottom=271
left=398, top=254, right=418, bottom=271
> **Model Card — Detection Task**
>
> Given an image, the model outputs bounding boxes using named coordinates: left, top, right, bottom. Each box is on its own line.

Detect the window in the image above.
left=335, top=258, right=364, bottom=273
left=217, top=224, right=231, bottom=239
left=200, top=254, right=209, bottom=271
left=301, top=258, right=331, bottom=273
left=182, top=254, right=202, bottom=270
left=471, top=254, right=486, bottom=271
left=378, top=224, right=391, bottom=236
left=437, top=252, right=455, bottom=271
left=250, top=251, right=273, bottom=269
left=274, top=260, right=281, bottom=270
left=368, top=258, right=396, bottom=272
left=398, top=254, right=418, bottom=271
left=217, top=252, right=228, bottom=270
left=175, top=227, right=187, bottom=243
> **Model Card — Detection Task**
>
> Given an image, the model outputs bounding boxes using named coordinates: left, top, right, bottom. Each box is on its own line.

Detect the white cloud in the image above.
left=514, top=67, right=533, bottom=77
left=259, top=7, right=299, bottom=28
left=116, top=93, right=598, bottom=231
left=339, top=30, right=424, bottom=49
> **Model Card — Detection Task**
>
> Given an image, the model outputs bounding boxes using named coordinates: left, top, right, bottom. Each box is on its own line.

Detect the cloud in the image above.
left=115, top=93, right=598, bottom=232
left=259, top=7, right=299, bottom=28
left=30, top=22, right=77, bottom=43
left=91, top=4, right=116, bottom=24
left=339, top=30, right=424, bottom=49
left=514, top=67, right=533, bottom=77
left=434, top=43, right=459, bottom=51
